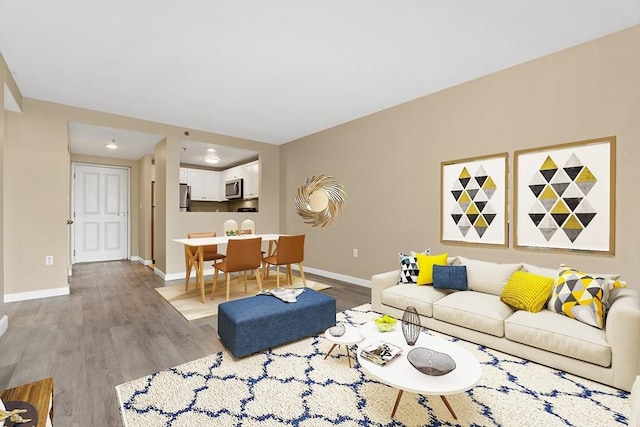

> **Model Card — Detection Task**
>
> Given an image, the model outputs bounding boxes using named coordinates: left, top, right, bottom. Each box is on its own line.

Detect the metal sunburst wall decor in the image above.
left=294, top=175, right=346, bottom=227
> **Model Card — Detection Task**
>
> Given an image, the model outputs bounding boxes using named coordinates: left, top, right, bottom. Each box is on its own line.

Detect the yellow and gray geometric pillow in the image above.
left=547, top=264, right=626, bottom=329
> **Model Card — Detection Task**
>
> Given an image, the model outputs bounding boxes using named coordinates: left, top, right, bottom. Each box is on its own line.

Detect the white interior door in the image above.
left=73, top=164, right=129, bottom=263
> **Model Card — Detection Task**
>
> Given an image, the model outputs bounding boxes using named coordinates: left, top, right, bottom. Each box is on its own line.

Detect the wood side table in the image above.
left=0, top=377, right=53, bottom=427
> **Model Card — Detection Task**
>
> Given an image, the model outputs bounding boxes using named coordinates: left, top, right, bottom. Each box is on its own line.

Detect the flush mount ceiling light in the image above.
left=204, top=156, right=221, bottom=164
left=206, top=148, right=217, bottom=153
left=105, top=139, right=118, bottom=149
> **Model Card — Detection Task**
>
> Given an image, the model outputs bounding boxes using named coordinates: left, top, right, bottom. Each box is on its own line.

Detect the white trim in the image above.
left=159, top=265, right=371, bottom=288
left=4, top=286, right=70, bottom=303
left=154, top=268, right=166, bottom=280
left=131, top=256, right=153, bottom=266
left=292, top=265, right=371, bottom=288
left=0, top=315, right=8, bottom=338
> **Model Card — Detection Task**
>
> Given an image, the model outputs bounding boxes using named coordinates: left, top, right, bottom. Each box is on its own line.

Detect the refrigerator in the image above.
left=179, top=183, right=191, bottom=212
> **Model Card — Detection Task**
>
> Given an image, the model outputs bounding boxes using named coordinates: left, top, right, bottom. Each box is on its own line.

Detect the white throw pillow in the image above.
left=457, top=256, right=522, bottom=296
left=521, top=263, right=559, bottom=280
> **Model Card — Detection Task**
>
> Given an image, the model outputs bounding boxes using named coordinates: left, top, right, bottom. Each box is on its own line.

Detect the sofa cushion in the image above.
left=433, top=265, right=468, bottom=291
left=433, top=291, right=515, bottom=337
left=500, top=271, right=555, bottom=313
left=381, top=284, right=450, bottom=317
left=547, top=264, right=627, bottom=329
left=505, top=309, right=611, bottom=367
left=521, top=263, right=559, bottom=280
left=457, top=257, right=522, bottom=295
left=416, top=252, right=448, bottom=285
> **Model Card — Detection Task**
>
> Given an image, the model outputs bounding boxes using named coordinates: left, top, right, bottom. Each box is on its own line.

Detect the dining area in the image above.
left=173, top=221, right=308, bottom=304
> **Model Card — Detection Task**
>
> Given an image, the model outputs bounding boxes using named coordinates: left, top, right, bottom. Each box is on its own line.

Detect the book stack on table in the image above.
left=360, top=340, right=403, bottom=366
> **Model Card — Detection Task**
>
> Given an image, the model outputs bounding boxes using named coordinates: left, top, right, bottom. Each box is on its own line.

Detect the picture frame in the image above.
left=514, top=136, right=615, bottom=254
left=441, top=153, right=508, bottom=247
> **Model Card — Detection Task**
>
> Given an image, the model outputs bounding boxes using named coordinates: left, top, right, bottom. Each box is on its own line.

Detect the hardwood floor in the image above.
left=0, top=261, right=371, bottom=426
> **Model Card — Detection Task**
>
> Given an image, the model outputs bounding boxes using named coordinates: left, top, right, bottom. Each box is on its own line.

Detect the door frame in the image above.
left=70, top=162, right=131, bottom=264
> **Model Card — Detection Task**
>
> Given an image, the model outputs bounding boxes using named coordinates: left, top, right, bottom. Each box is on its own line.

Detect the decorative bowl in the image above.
left=407, top=347, right=456, bottom=376
left=374, top=315, right=397, bottom=332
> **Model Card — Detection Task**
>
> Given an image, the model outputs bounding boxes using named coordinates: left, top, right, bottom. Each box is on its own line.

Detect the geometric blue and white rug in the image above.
left=116, top=304, right=631, bottom=426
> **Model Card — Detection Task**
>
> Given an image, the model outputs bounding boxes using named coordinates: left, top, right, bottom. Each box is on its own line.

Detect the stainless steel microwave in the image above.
left=225, top=178, right=243, bottom=199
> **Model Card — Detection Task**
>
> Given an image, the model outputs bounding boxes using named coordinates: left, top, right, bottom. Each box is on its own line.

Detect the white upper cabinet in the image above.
left=179, top=167, right=189, bottom=184
left=243, top=160, right=259, bottom=199
left=188, top=168, right=221, bottom=201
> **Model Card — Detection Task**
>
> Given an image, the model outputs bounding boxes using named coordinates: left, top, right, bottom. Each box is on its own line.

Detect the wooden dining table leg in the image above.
left=197, top=246, right=205, bottom=303
left=184, top=246, right=193, bottom=291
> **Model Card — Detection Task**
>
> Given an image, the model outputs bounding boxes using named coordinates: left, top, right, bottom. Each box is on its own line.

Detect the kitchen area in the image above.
left=178, top=141, right=260, bottom=213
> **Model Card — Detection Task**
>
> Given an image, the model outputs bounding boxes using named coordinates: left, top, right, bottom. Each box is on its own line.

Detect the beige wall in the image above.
left=281, top=26, right=640, bottom=287
left=3, top=99, right=280, bottom=297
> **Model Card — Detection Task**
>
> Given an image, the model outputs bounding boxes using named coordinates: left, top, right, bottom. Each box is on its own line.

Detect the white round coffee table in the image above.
left=357, top=329, right=482, bottom=419
left=324, top=324, right=364, bottom=367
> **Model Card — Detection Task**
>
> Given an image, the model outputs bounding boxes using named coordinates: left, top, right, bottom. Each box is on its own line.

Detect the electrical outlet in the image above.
left=352, top=249, right=358, bottom=257
left=45, top=256, right=54, bottom=265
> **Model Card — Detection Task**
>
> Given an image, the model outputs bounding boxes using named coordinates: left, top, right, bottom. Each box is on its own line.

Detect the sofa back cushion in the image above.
left=457, top=256, right=522, bottom=296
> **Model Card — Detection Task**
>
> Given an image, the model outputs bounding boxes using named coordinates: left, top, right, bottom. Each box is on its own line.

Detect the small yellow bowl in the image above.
left=374, top=317, right=397, bottom=332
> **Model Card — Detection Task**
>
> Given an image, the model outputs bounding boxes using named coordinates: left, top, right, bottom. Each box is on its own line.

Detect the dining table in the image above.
left=173, top=233, right=282, bottom=303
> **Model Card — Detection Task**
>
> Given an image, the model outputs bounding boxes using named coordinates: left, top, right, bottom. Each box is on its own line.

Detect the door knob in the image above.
left=67, top=219, right=74, bottom=225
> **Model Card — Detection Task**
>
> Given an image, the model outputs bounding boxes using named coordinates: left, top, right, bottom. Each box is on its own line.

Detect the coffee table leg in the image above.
left=345, top=346, right=352, bottom=368
left=440, top=395, right=457, bottom=420
left=324, top=343, right=338, bottom=360
left=391, top=389, right=403, bottom=417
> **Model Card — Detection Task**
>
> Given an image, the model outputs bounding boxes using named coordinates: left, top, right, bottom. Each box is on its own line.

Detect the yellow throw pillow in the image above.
left=500, top=271, right=555, bottom=313
left=416, top=253, right=448, bottom=285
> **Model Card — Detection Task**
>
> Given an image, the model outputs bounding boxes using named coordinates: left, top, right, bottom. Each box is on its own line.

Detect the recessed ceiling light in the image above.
left=106, top=140, right=118, bottom=149
left=206, top=148, right=217, bottom=153
left=204, top=157, right=220, bottom=164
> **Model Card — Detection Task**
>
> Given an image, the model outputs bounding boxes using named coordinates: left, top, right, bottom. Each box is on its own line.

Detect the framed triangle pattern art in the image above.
left=441, top=153, right=508, bottom=247
left=514, top=136, right=615, bottom=254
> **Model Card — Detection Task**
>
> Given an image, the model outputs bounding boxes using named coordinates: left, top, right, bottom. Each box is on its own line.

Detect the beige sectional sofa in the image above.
left=371, top=256, right=640, bottom=392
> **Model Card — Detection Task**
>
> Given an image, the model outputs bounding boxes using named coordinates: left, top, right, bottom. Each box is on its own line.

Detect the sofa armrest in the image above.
left=371, top=270, right=399, bottom=312
left=606, top=288, right=640, bottom=391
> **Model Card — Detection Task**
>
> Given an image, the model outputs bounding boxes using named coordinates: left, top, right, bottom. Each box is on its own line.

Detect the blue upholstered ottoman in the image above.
left=217, top=289, right=336, bottom=358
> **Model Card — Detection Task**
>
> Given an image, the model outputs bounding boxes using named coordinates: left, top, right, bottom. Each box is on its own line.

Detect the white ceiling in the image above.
left=1, top=1, right=639, bottom=162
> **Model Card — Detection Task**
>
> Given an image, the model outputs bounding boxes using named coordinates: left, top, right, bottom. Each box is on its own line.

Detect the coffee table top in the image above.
left=357, top=329, right=482, bottom=396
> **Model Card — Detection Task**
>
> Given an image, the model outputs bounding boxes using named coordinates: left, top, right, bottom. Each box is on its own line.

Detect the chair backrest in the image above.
left=223, top=219, right=238, bottom=234
left=275, top=234, right=305, bottom=264
left=237, top=229, right=252, bottom=235
left=187, top=231, right=218, bottom=258
left=240, top=219, right=256, bottom=234
left=225, top=237, right=263, bottom=271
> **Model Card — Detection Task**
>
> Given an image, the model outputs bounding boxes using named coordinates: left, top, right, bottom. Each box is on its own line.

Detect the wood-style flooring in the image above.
left=0, top=261, right=371, bottom=426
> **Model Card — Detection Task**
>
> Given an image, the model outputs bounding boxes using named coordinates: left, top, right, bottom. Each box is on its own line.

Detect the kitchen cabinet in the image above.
left=188, top=169, right=221, bottom=201
left=179, top=167, right=189, bottom=184
left=243, top=160, right=259, bottom=198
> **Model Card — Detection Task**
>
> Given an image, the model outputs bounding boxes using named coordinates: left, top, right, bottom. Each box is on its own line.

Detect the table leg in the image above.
left=391, top=389, right=403, bottom=418
left=198, top=246, right=205, bottom=303
left=324, top=343, right=338, bottom=360
left=184, top=246, right=193, bottom=291
left=440, top=395, right=457, bottom=420
left=346, top=346, right=352, bottom=368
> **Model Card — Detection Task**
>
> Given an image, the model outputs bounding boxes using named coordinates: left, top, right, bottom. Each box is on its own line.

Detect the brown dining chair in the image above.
left=212, top=237, right=264, bottom=300
left=186, top=232, right=225, bottom=291
left=262, top=234, right=307, bottom=288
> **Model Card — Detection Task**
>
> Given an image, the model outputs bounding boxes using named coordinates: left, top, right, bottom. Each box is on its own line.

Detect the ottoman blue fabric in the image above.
left=218, top=288, right=336, bottom=358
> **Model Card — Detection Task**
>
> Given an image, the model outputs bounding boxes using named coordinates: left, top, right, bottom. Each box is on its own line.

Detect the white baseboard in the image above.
left=158, top=265, right=371, bottom=288
left=4, top=286, right=70, bottom=303
left=0, top=315, right=8, bottom=338
left=291, top=265, right=371, bottom=288
left=131, top=256, right=154, bottom=266
left=161, top=267, right=216, bottom=282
